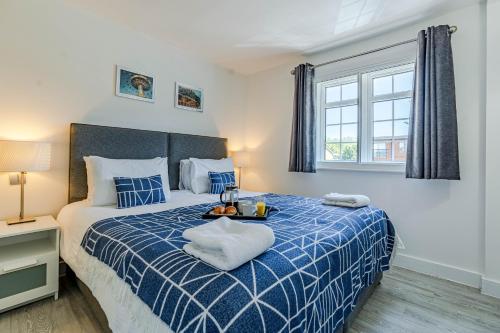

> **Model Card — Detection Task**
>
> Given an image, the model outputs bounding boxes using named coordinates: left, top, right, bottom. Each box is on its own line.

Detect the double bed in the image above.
left=58, top=123, right=395, bottom=333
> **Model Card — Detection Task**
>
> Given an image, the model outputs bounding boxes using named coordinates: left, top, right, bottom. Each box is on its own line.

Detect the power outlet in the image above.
left=8, top=174, right=24, bottom=185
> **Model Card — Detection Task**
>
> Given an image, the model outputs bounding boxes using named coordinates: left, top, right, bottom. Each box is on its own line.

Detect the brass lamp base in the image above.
left=6, top=171, right=36, bottom=225
left=6, top=216, right=36, bottom=225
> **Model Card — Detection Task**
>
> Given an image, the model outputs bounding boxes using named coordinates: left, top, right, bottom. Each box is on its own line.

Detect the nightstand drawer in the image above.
left=0, top=263, right=47, bottom=299
left=0, top=251, right=59, bottom=312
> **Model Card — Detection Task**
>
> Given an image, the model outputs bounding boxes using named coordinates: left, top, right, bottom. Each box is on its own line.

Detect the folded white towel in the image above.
left=322, top=193, right=371, bottom=208
left=183, top=217, right=275, bottom=271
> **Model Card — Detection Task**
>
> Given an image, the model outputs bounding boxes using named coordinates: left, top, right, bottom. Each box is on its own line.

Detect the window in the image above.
left=319, top=75, right=359, bottom=161
left=317, top=63, right=414, bottom=169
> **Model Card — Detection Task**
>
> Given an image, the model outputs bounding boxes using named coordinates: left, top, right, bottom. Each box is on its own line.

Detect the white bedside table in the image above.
left=0, top=216, right=60, bottom=313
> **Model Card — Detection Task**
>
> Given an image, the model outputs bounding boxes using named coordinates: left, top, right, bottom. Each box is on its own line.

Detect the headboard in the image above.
left=69, top=123, right=227, bottom=203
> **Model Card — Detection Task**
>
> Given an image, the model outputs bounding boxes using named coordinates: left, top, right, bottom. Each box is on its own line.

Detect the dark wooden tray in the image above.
left=202, top=206, right=270, bottom=220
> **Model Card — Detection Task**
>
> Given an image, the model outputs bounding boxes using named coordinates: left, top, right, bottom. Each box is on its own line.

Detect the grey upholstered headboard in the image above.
left=68, top=123, right=227, bottom=203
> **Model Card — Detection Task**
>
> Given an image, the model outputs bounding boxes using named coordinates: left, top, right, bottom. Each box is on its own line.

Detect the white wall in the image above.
left=483, top=0, right=500, bottom=298
left=244, top=4, right=488, bottom=287
left=0, top=0, right=247, bottom=219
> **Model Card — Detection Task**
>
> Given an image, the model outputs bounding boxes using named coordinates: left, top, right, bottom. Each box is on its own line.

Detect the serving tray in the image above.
left=202, top=207, right=270, bottom=220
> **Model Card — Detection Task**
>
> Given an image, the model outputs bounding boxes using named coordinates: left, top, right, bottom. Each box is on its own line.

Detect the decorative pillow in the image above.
left=208, top=171, right=236, bottom=194
left=178, top=159, right=192, bottom=191
left=114, top=175, right=166, bottom=209
left=189, top=158, right=234, bottom=194
left=84, top=156, right=171, bottom=206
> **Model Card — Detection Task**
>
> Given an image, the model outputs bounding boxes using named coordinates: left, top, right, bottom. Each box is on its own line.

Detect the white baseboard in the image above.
left=393, top=253, right=482, bottom=288
left=481, top=277, right=500, bottom=298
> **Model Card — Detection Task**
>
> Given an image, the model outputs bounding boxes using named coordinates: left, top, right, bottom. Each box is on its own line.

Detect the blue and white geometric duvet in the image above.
left=81, top=193, right=395, bottom=332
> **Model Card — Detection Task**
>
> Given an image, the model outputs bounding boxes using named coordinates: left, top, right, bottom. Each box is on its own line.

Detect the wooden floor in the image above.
left=351, top=268, right=500, bottom=333
left=1, top=267, right=499, bottom=333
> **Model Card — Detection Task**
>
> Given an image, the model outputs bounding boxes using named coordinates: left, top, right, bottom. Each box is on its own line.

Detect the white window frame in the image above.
left=316, top=60, right=415, bottom=173
left=362, top=63, right=414, bottom=163
left=317, top=75, right=359, bottom=162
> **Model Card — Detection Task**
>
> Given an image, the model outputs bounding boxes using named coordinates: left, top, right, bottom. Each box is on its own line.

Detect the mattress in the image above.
left=60, top=190, right=395, bottom=332
left=58, top=190, right=263, bottom=333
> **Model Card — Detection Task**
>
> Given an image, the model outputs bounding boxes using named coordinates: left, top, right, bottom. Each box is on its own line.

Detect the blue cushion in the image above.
left=114, top=175, right=166, bottom=209
left=208, top=171, right=236, bottom=194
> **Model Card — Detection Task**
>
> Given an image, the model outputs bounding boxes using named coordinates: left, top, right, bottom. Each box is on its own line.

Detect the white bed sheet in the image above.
left=58, top=190, right=262, bottom=333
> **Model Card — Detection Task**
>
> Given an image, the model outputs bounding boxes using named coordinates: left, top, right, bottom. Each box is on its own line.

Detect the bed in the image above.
left=58, top=123, right=395, bottom=333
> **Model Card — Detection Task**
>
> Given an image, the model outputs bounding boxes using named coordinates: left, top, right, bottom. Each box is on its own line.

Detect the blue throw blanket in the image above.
left=81, top=194, right=395, bottom=332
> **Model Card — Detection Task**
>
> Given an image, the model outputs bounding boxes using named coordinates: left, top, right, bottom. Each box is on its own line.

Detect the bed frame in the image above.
left=67, top=123, right=381, bottom=332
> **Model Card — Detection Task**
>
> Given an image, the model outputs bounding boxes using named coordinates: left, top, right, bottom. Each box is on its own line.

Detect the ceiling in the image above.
left=64, top=0, right=476, bottom=75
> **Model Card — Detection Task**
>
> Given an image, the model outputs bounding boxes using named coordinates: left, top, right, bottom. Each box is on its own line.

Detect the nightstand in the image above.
left=0, top=216, right=59, bottom=313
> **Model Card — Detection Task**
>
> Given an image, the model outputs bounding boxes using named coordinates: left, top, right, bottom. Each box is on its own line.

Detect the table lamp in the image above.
left=232, top=150, right=249, bottom=188
left=0, top=140, right=51, bottom=225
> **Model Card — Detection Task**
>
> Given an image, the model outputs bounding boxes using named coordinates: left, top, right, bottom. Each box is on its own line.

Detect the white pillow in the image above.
left=84, top=156, right=171, bottom=206
left=189, top=157, right=234, bottom=194
left=179, top=159, right=192, bottom=191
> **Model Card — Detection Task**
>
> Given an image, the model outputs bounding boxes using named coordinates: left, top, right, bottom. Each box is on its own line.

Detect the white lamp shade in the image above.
left=232, top=150, right=249, bottom=168
left=0, top=140, right=51, bottom=172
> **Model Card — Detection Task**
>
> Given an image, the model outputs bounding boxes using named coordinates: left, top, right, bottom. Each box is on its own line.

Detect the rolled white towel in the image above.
left=183, top=216, right=275, bottom=271
left=322, top=192, right=370, bottom=208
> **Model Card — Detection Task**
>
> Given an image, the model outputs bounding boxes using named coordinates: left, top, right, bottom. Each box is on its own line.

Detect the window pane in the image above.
left=373, top=121, right=392, bottom=138
left=326, top=86, right=340, bottom=103
left=394, top=71, right=414, bottom=93
left=326, top=125, right=340, bottom=142
left=342, top=105, right=357, bottom=123
left=394, top=98, right=411, bottom=119
left=341, top=143, right=357, bottom=161
left=394, top=119, right=409, bottom=137
left=373, top=76, right=392, bottom=96
left=342, top=82, right=357, bottom=100
left=325, top=143, right=340, bottom=160
left=394, top=139, right=407, bottom=162
left=373, top=140, right=392, bottom=161
left=342, top=124, right=357, bottom=141
left=326, top=108, right=341, bottom=124
left=373, top=101, right=392, bottom=121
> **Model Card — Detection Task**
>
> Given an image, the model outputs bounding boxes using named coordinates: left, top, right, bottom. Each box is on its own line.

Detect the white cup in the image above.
left=239, top=200, right=255, bottom=216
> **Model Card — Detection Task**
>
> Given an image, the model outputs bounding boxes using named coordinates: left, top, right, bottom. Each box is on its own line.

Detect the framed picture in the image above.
left=175, top=82, right=203, bottom=112
left=116, top=65, right=155, bottom=103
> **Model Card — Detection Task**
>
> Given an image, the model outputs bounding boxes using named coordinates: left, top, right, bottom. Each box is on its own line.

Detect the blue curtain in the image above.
left=289, top=63, right=316, bottom=173
left=406, top=25, right=460, bottom=180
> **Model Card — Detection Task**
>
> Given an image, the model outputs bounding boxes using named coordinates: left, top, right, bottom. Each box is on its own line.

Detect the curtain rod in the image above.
left=291, top=25, right=457, bottom=75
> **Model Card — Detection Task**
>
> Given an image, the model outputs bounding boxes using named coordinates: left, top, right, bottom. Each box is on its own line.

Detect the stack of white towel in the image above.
left=183, top=217, right=275, bottom=271
left=322, top=192, right=371, bottom=208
